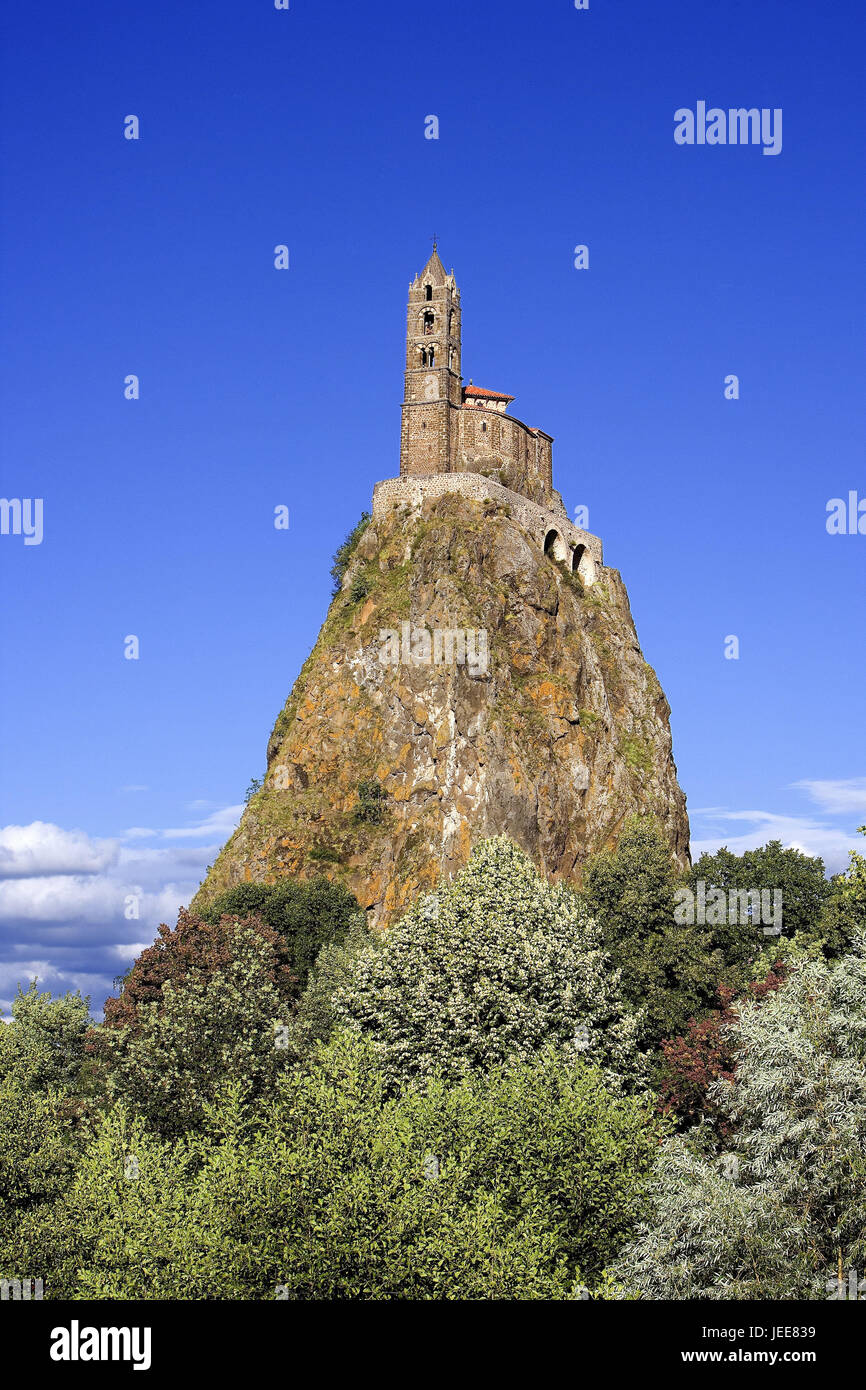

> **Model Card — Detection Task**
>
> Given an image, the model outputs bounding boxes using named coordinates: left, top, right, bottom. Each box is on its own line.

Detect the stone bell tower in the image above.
left=399, top=244, right=462, bottom=477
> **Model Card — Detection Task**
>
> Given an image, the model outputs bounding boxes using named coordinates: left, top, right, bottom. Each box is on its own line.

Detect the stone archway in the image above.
left=544, top=528, right=569, bottom=563
left=572, top=543, right=597, bottom=586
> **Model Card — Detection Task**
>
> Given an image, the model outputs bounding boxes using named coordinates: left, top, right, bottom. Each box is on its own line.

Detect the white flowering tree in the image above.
left=333, top=836, right=647, bottom=1093
left=609, top=935, right=866, bottom=1299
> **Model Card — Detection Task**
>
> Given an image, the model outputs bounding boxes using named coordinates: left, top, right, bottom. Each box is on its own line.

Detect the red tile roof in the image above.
left=463, top=384, right=514, bottom=401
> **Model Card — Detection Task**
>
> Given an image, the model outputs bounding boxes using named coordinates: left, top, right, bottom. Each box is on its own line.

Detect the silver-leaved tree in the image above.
left=609, top=934, right=866, bottom=1299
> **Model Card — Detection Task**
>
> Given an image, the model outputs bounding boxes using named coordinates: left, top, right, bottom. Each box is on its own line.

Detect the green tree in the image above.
left=0, top=1082, right=87, bottom=1232
left=101, top=921, right=295, bottom=1138
left=334, top=836, right=647, bottom=1094
left=329, top=511, right=371, bottom=597
left=0, top=981, right=91, bottom=1094
left=244, top=776, right=263, bottom=803
left=199, top=878, right=361, bottom=1000
left=23, top=1038, right=662, bottom=1300
left=0, top=987, right=100, bottom=1263
left=286, top=913, right=373, bottom=1056
left=581, top=816, right=712, bottom=1050
left=689, top=839, right=831, bottom=977
left=817, top=826, right=866, bottom=956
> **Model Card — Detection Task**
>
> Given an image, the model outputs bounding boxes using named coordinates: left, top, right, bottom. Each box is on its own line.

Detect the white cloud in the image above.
left=0, top=874, right=125, bottom=923
left=0, top=810, right=240, bottom=1015
left=791, top=778, right=866, bottom=816
left=109, top=941, right=153, bottom=962
left=122, top=805, right=243, bottom=842
left=690, top=808, right=862, bottom=874
left=0, top=825, right=215, bottom=941
left=116, top=843, right=221, bottom=890
left=0, top=819, right=228, bottom=924
left=0, top=960, right=55, bottom=993
left=160, top=805, right=243, bottom=840
left=0, top=822, right=119, bottom=878
left=0, top=817, right=226, bottom=1017
left=0, top=869, right=205, bottom=928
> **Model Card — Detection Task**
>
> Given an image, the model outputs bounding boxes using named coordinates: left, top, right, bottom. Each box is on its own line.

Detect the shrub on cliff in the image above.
left=332, top=836, right=647, bottom=1094
left=329, top=510, right=371, bottom=597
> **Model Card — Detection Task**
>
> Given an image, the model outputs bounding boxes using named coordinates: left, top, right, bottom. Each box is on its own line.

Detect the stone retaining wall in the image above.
left=372, top=472, right=604, bottom=579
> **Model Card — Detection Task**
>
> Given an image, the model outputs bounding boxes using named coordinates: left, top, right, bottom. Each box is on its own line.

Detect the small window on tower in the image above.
left=423, top=310, right=434, bottom=334
left=482, top=421, right=487, bottom=432
left=425, top=284, right=432, bottom=300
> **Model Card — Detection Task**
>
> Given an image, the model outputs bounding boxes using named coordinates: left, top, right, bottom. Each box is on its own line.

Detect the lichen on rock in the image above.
left=192, top=492, right=689, bottom=927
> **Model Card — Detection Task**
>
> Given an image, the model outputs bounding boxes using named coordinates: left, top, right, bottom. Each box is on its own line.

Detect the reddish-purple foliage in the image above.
left=659, top=963, right=787, bottom=1135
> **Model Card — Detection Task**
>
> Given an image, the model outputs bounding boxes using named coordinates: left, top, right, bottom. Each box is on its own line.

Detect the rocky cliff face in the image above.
left=192, top=491, right=689, bottom=926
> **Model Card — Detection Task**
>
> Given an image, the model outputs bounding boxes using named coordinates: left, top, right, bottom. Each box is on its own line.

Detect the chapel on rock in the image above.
left=373, top=245, right=603, bottom=585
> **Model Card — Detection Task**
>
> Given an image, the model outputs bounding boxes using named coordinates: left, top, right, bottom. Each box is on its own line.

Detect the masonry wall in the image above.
left=400, top=396, right=460, bottom=477
left=372, top=471, right=604, bottom=576
left=455, top=410, right=553, bottom=502
left=400, top=402, right=555, bottom=496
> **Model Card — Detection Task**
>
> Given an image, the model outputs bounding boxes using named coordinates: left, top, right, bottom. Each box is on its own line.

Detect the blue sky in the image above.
left=1, top=0, right=864, bottom=1017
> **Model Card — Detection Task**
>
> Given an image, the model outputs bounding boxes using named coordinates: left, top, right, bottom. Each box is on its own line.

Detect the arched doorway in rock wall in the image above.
left=572, top=543, right=597, bottom=586
left=544, top=528, right=569, bottom=563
